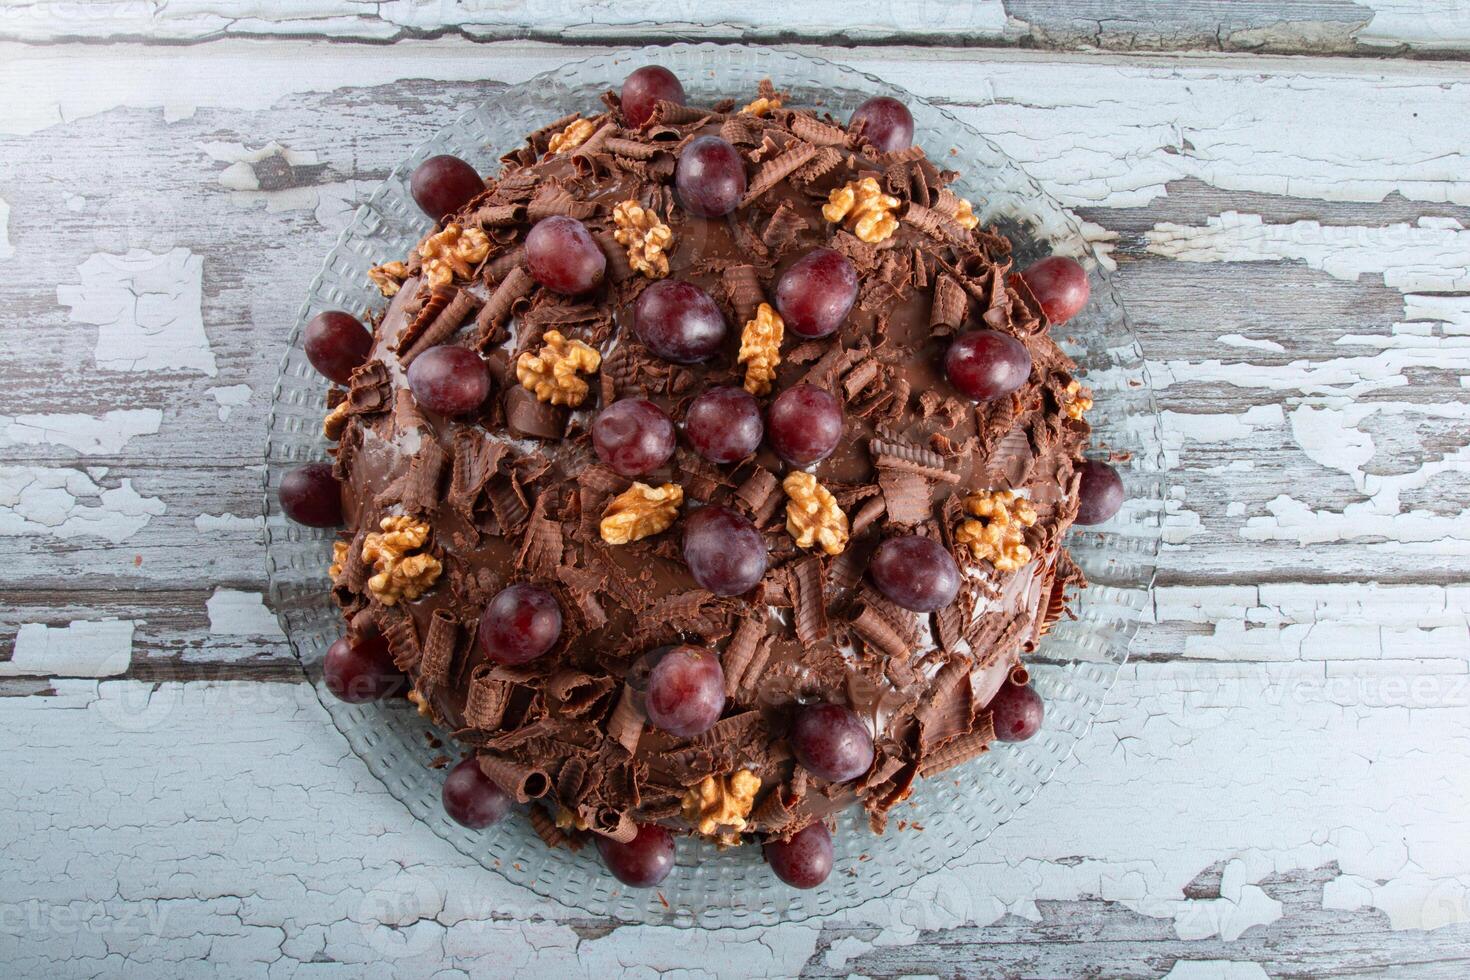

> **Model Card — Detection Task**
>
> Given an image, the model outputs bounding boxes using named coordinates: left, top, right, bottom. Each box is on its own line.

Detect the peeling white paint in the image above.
left=0, top=620, right=135, bottom=677
left=0, top=408, right=162, bottom=455
left=207, top=384, right=252, bottom=421
left=58, top=248, right=216, bottom=376
left=194, top=512, right=263, bottom=533
left=1163, top=962, right=1269, bottom=980
left=1218, top=333, right=1285, bottom=353
left=205, top=588, right=285, bottom=637
left=0, top=465, right=164, bottom=543
left=0, top=195, right=13, bottom=259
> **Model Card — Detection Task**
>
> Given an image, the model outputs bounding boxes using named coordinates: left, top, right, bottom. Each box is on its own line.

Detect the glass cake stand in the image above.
left=264, top=43, right=1165, bottom=928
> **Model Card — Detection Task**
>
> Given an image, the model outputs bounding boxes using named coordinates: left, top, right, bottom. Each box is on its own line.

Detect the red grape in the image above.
left=989, top=680, right=1044, bottom=742
left=278, top=463, right=343, bottom=527
left=410, top=154, right=483, bottom=221
left=323, top=633, right=405, bottom=703
left=621, top=65, right=686, bottom=128
left=675, top=135, right=747, bottom=218
left=526, top=216, right=606, bottom=296
left=1074, top=459, right=1125, bottom=525
left=764, top=821, right=834, bottom=889
left=849, top=96, right=914, bottom=154
left=868, top=535, right=960, bottom=612
left=634, top=279, right=728, bottom=363
left=442, top=757, right=513, bottom=829
left=685, top=386, right=764, bottom=464
left=767, top=384, right=843, bottom=465
left=682, top=505, right=768, bottom=597
left=304, top=311, right=372, bottom=385
left=478, top=584, right=563, bottom=665
left=406, top=345, right=491, bottom=416
left=592, top=399, right=676, bottom=477
left=596, top=824, right=676, bottom=888
left=944, top=330, right=1032, bottom=403
left=790, top=703, right=874, bottom=783
left=1019, top=256, right=1090, bottom=325
left=644, top=645, right=726, bottom=737
left=775, top=249, right=858, bottom=339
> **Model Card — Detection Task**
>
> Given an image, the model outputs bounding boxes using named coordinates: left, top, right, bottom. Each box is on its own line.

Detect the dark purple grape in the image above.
left=675, top=135, right=747, bottom=218
left=406, top=345, right=492, bottom=416
left=1074, top=459, right=1125, bottom=525
left=621, top=65, right=686, bottom=128
left=634, top=279, right=728, bottom=363
left=1019, top=256, right=1090, bottom=325
left=682, top=505, right=768, bottom=597
left=989, top=681, right=1044, bottom=742
left=767, top=384, right=843, bottom=465
left=278, top=463, right=342, bottom=527
left=478, top=584, right=563, bottom=666
left=410, top=154, right=483, bottom=221
left=596, top=824, right=676, bottom=888
left=592, top=399, right=676, bottom=477
left=323, top=633, right=405, bottom=703
left=868, top=535, right=960, bottom=612
left=790, top=703, right=874, bottom=783
left=775, top=249, right=858, bottom=340
left=764, top=821, right=834, bottom=889
left=944, top=330, right=1032, bottom=403
left=644, top=645, right=726, bottom=737
left=441, top=757, right=513, bottom=829
left=304, top=311, right=372, bottom=385
left=685, top=386, right=764, bottom=464
left=525, top=216, right=606, bottom=296
left=849, top=96, right=915, bottom=154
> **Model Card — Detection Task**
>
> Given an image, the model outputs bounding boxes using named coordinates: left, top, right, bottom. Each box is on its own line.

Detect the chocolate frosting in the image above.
left=327, top=85, right=1092, bottom=847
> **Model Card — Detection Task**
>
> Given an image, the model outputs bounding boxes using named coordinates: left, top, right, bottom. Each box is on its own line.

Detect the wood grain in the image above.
left=2, top=35, right=1468, bottom=978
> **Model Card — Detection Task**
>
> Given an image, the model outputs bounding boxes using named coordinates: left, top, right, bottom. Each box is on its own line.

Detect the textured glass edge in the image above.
left=262, top=42, right=1166, bottom=928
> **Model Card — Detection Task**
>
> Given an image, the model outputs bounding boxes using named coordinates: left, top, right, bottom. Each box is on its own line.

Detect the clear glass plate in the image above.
left=263, top=42, right=1165, bottom=927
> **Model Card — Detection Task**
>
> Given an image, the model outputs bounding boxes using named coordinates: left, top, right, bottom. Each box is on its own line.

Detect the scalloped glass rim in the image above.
left=263, top=42, right=1165, bottom=928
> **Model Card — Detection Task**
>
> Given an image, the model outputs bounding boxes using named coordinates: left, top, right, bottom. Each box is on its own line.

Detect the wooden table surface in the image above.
left=4, top=3, right=1470, bottom=977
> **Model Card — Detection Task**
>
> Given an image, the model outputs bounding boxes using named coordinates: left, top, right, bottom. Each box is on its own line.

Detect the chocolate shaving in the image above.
left=918, top=712, right=996, bottom=777
left=483, top=246, right=526, bottom=285
left=740, top=140, right=818, bottom=208
left=607, top=684, right=645, bottom=755
left=871, top=436, right=961, bottom=484
left=849, top=601, right=909, bottom=660
left=645, top=101, right=710, bottom=128
left=395, top=287, right=452, bottom=355
left=603, top=137, right=658, bottom=160
left=528, top=804, right=574, bottom=851
left=478, top=753, right=550, bottom=803
left=792, top=145, right=844, bottom=184
left=589, top=808, right=638, bottom=843
left=761, top=200, right=809, bottom=254
left=379, top=612, right=420, bottom=673
left=527, top=183, right=598, bottom=222
left=401, top=288, right=482, bottom=366
left=345, top=359, right=392, bottom=416
left=477, top=266, right=536, bottom=346
left=400, top=441, right=448, bottom=516
left=463, top=666, right=512, bottom=730
left=721, top=264, right=765, bottom=326
left=915, top=658, right=974, bottom=751
left=904, top=203, right=974, bottom=247
left=468, top=203, right=526, bottom=228
left=517, top=493, right=563, bottom=577
left=719, top=115, right=762, bottom=147
left=418, top=609, right=458, bottom=691
left=788, top=113, right=850, bottom=147
left=448, top=429, right=507, bottom=519
left=788, top=556, right=829, bottom=649
left=930, top=274, right=968, bottom=333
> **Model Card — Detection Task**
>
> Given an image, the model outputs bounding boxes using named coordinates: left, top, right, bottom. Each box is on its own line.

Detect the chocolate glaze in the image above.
left=327, top=88, right=1091, bottom=847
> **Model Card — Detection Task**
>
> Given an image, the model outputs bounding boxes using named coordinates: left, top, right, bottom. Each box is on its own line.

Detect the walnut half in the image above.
left=1063, top=379, right=1093, bottom=420
left=361, top=515, right=442, bottom=605
left=823, top=177, right=900, bottom=244
left=368, top=260, right=409, bottom=297
left=738, top=302, right=784, bottom=396
left=681, top=770, right=761, bottom=839
left=783, top=471, right=848, bottom=556
left=612, top=200, right=673, bottom=279
left=515, top=330, right=601, bottom=407
left=418, top=224, right=490, bottom=290
left=954, top=490, right=1037, bottom=573
left=600, top=482, right=683, bottom=545
left=547, top=116, right=597, bottom=155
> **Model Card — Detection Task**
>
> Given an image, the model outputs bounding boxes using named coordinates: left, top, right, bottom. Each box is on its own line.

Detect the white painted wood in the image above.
left=2, top=33, right=1469, bottom=977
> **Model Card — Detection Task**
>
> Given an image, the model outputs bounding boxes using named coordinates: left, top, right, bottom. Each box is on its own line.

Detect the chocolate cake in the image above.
left=287, top=68, right=1124, bottom=890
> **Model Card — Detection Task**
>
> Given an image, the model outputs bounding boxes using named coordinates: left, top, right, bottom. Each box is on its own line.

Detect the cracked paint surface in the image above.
left=0, top=466, right=164, bottom=543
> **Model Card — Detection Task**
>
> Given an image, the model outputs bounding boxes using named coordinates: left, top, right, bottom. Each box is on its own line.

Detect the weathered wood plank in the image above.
left=3, top=0, right=1468, bottom=54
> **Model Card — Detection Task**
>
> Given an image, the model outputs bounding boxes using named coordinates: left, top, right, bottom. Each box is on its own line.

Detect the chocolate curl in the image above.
left=476, top=266, right=536, bottom=349
left=379, top=612, right=421, bottom=673
left=468, top=202, right=526, bottom=228
left=603, top=137, right=658, bottom=160
left=842, top=358, right=881, bottom=400
left=394, top=287, right=452, bottom=354
left=739, top=140, right=818, bottom=208
left=527, top=184, right=598, bottom=221
left=589, top=807, right=638, bottom=843
left=448, top=428, right=506, bottom=519
left=722, top=614, right=765, bottom=699
left=722, top=264, right=765, bottom=326
left=1009, top=663, right=1031, bottom=687
left=517, top=493, right=563, bottom=577
left=526, top=112, right=580, bottom=151
left=792, top=145, right=844, bottom=185
left=556, top=754, right=590, bottom=802
left=871, top=436, right=961, bottom=484
left=345, top=360, right=393, bottom=416
left=592, top=228, right=635, bottom=282
left=875, top=145, right=927, bottom=167
left=829, top=547, right=865, bottom=592
left=849, top=496, right=887, bottom=537
left=400, top=441, right=448, bottom=516
left=849, top=601, right=909, bottom=660
left=463, top=666, right=511, bottom=730
left=547, top=669, right=614, bottom=715
left=719, top=115, right=762, bottom=147
left=418, top=609, right=459, bottom=690
left=918, top=712, right=997, bottom=777
left=557, top=566, right=609, bottom=630
left=478, top=753, right=550, bottom=803
left=936, top=591, right=965, bottom=655
left=644, top=100, right=709, bottom=127
left=762, top=200, right=809, bottom=253
left=915, top=658, right=974, bottom=751
left=750, top=785, right=799, bottom=833
left=607, top=684, right=645, bottom=755
left=567, top=121, right=616, bottom=167
left=734, top=466, right=779, bottom=520
left=483, top=245, right=526, bottom=285
left=789, top=113, right=850, bottom=147
left=904, top=203, right=973, bottom=247
left=930, top=275, right=968, bottom=333
left=877, top=469, right=931, bottom=526
left=787, top=556, right=829, bottom=649
left=529, top=804, right=574, bottom=851
left=933, top=188, right=967, bottom=220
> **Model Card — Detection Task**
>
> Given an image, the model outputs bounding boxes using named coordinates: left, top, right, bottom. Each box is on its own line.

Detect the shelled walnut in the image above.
left=783, top=472, right=848, bottom=555
left=822, top=177, right=900, bottom=243
left=738, top=302, right=784, bottom=395
left=515, top=330, right=601, bottom=407
left=954, top=490, right=1038, bottom=573
left=600, top=482, right=683, bottom=545
left=681, top=770, right=761, bottom=839
left=361, top=515, right=442, bottom=605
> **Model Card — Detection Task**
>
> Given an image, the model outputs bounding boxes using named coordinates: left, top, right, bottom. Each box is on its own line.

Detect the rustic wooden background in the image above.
left=3, top=2, right=1470, bottom=976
